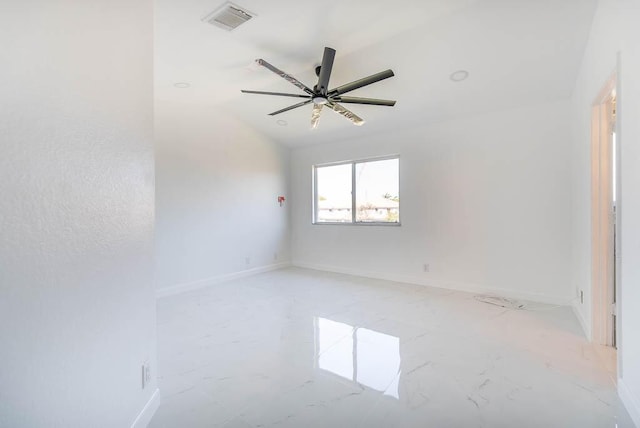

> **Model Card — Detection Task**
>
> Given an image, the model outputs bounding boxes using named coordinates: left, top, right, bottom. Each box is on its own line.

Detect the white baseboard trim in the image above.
left=571, top=300, right=591, bottom=340
left=291, top=261, right=573, bottom=306
left=131, top=388, right=160, bottom=428
left=619, top=378, right=640, bottom=427
left=156, top=262, right=291, bottom=299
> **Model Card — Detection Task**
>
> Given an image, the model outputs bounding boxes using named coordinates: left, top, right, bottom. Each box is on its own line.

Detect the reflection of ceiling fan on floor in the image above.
left=241, top=47, right=396, bottom=128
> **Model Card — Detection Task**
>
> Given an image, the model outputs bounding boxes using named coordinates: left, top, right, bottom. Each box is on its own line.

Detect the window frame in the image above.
left=312, top=154, right=401, bottom=226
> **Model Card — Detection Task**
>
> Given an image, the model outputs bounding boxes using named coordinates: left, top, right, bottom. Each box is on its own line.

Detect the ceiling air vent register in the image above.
left=202, top=2, right=255, bottom=31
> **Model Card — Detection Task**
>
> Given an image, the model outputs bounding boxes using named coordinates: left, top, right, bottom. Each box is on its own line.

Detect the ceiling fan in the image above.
left=241, top=47, right=396, bottom=128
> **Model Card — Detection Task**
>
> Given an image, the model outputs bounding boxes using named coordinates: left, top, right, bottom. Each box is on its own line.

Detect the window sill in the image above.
left=312, top=222, right=401, bottom=227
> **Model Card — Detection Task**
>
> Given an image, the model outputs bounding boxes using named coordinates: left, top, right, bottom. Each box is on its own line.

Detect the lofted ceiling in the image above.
left=155, top=0, right=597, bottom=147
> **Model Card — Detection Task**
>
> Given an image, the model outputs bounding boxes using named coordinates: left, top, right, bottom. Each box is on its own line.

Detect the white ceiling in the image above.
left=155, top=0, right=597, bottom=147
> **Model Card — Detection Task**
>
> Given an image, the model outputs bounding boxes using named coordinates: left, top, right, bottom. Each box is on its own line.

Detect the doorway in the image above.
left=591, top=75, right=618, bottom=355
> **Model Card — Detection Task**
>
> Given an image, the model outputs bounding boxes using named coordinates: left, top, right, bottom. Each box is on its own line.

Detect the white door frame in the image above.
left=590, top=73, right=617, bottom=348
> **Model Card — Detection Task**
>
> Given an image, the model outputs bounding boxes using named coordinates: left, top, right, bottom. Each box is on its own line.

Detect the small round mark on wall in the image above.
left=449, top=70, right=469, bottom=82
left=174, top=82, right=191, bottom=88
left=276, top=120, right=288, bottom=126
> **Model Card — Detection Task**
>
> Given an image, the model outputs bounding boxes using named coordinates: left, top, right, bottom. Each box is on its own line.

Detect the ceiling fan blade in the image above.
left=241, top=90, right=310, bottom=99
left=311, top=103, right=323, bottom=129
left=331, top=96, right=396, bottom=106
left=329, top=69, right=395, bottom=96
left=268, top=99, right=313, bottom=116
left=256, top=59, right=314, bottom=95
left=316, top=47, right=336, bottom=96
left=327, top=102, right=365, bottom=126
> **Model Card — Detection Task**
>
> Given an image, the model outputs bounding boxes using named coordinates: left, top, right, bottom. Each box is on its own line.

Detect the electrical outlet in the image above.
left=423, top=263, right=430, bottom=273
left=142, top=362, right=151, bottom=389
left=245, top=257, right=250, bottom=265
left=273, top=252, right=278, bottom=261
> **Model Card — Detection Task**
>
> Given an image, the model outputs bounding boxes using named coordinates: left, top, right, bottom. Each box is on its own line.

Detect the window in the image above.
left=313, top=156, right=400, bottom=225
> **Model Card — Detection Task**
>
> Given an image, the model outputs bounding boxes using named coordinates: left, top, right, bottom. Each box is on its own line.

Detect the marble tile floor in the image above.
left=149, top=267, right=634, bottom=428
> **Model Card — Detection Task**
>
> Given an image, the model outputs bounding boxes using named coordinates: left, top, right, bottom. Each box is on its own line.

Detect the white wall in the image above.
left=570, top=0, right=640, bottom=424
left=291, top=100, right=573, bottom=304
left=0, top=1, right=157, bottom=427
left=155, top=100, right=290, bottom=293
